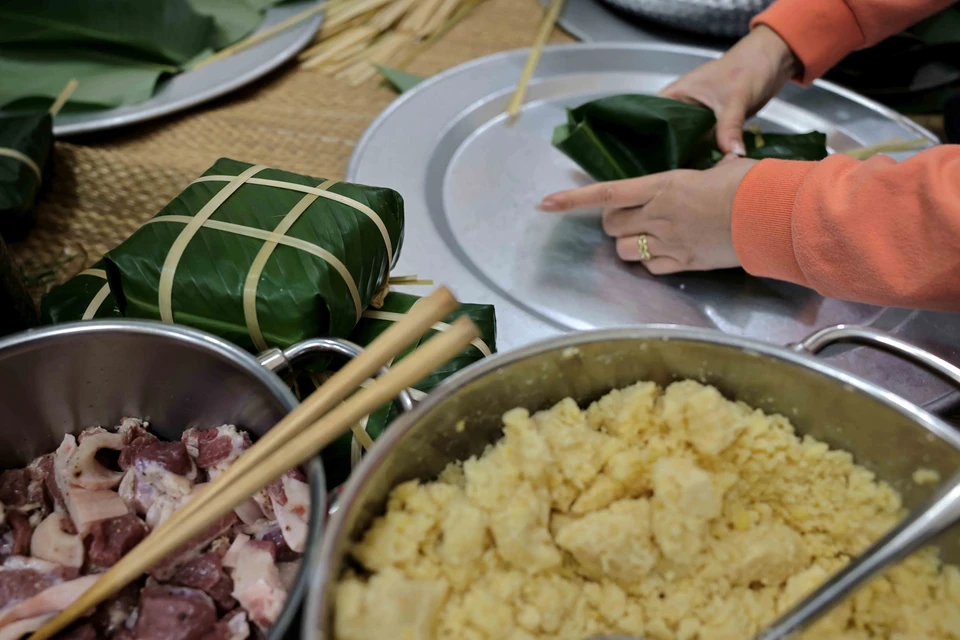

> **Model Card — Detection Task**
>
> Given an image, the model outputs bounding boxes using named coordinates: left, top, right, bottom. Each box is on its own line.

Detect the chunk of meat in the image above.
left=118, top=467, right=192, bottom=521
left=182, top=426, right=250, bottom=473
left=0, top=557, right=72, bottom=612
left=266, top=472, right=310, bottom=554
left=149, top=512, right=238, bottom=582
left=85, top=514, right=148, bottom=570
left=0, top=574, right=98, bottom=628
left=246, top=524, right=298, bottom=564
left=222, top=537, right=286, bottom=631
left=0, top=613, right=54, bottom=640
left=33, top=456, right=65, bottom=516
left=31, top=513, right=83, bottom=569
left=53, top=622, right=97, bottom=640
left=66, top=430, right=126, bottom=490
left=91, top=584, right=139, bottom=637
left=201, top=610, right=249, bottom=640
left=168, top=554, right=235, bottom=611
left=117, top=418, right=151, bottom=444
left=0, top=469, right=44, bottom=510
left=133, top=586, right=218, bottom=640
left=123, top=439, right=195, bottom=480
left=0, top=512, right=32, bottom=561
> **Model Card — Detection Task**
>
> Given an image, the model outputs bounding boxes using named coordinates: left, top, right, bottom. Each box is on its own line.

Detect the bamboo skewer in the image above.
left=49, top=79, right=78, bottom=117
left=31, top=311, right=480, bottom=640
left=843, top=137, right=928, bottom=160
left=505, top=0, right=565, bottom=120
left=192, top=2, right=329, bottom=70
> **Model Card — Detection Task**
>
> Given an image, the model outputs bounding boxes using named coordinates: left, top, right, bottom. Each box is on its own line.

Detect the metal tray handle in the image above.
left=793, top=324, right=960, bottom=392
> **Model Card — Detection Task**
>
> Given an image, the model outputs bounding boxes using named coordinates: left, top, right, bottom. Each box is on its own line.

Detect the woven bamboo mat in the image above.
left=9, top=0, right=573, bottom=297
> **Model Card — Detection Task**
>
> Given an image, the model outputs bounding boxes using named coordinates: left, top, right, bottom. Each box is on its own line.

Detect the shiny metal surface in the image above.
left=0, top=320, right=326, bottom=640
left=41, top=1, right=323, bottom=137
left=256, top=337, right=416, bottom=415
left=600, top=0, right=773, bottom=38
left=304, top=325, right=960, bottom=640
left=348, top=42, right=960, bottom=412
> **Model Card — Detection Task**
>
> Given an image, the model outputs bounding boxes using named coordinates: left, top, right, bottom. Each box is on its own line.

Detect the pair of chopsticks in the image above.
left=505, top=0, right=565, bottom=120
left=31, top=287, right=479, bottom=640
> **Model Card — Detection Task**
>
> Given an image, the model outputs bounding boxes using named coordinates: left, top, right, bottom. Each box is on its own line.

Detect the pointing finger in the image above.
left=539, top=174, right=663, bottom=213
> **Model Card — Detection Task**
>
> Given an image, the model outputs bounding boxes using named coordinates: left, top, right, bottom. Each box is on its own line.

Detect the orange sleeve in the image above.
left=731, top=149, right=960, bottom=312
left=751, top=0, right=956, bottom=83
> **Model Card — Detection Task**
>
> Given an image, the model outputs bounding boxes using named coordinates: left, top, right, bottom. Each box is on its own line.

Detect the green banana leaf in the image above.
left=375, top=66, right=426, bottom=93
left=188, top=0, right=291, bottom=52
left=104, top=158, right=405, bottom=353
left=39, top=260, right=122, bottom=325
left=0, top=234, right=38, bottom=337
left=0, top=112, right=53, bottom=242
left=312, top=292, right=497, bottom=489
left=552, top=94, right=718, bottom=181
left=553, top=95, right=827, bottom=182
left=0, top=0, right=214, bottom=67
left=0, top=48, right=174, bottom=111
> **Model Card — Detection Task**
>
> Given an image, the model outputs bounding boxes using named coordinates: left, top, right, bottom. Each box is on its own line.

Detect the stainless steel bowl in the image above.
left=0, top=320, right=334, bottom=640
left=304, top=324, right=960, bottom=640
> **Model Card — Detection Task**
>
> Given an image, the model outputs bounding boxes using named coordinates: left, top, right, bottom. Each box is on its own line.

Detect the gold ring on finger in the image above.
left=637, top=234, right=652, bottom=262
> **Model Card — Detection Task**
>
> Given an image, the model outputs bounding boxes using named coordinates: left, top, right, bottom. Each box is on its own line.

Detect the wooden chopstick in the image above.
left=134, top=287, right=456, bottom=542
left=505, top=0, right=565, bottom=120
left=192, top=2, right=329, bottom=70
left=30, top=315, right=481, bottom=640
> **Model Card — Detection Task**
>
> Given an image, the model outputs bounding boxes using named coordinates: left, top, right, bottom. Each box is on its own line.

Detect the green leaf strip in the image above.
left=77, top=268, right=112, bottom=320
left=141, top=214, right=363, bottom=324
left=362, top=309, right=493, bottom=356
left=194, top=174, right=396, bottom=266
left=0, top=147, right=41, bottom=181
left=158, top=163, right=265, bottom=323
left=241, top=178, right=338, bottom=352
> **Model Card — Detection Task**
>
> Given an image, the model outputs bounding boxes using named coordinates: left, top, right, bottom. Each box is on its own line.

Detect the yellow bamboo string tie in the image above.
left=242, top=179, right=345, bottom=352
left=158, top=165, right=266, bottom=323
left=843, top=137, right=928, bottom=160
left=191, top=2, right=329, bottom=70
left=505, top=0, right=565, bottom=121
left=77, top=268, right=112, bottom=320
left=362, top=308, right=492, bottom=356
left=28, top=305, right=479, bottom=640
left=49, top=79, right=79, bottom=117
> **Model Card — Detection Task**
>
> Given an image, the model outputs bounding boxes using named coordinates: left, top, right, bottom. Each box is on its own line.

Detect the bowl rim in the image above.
left=304, top=324, right=960, bottom=640
left=0, top=319, right=325, bottom=640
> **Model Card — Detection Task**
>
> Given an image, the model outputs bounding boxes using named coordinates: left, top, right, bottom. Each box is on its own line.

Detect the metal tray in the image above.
left=40, top=1, right=323, bottom=137
left=348, top=42, right=960, bottom=412
left=600, top=0, right=773, bottom=38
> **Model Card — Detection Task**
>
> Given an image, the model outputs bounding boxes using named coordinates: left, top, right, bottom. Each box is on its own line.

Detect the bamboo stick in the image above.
left=393, top=0, right=484, bottom=69
left=505, top=0, right=564, bottom=120
left=420, top=0, right=462, bottom=38
left=325, top=0, right=395, bottom=30
left=192, top=2, right=328, bottom=70
left=370, top=0, right=421, bottom=30
left=49, top=79, right=78, bottom=117
left=300, top=26, right=378, bottom=68
left=400, top=0, right=446, bottom=36
left=843, top=137, right=928, bottom=160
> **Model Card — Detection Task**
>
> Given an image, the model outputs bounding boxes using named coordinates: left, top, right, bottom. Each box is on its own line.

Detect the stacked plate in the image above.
left=600, top=0, right=774, bottom=37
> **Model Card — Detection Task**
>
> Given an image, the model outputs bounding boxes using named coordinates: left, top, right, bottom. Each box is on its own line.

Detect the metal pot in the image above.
left=0, top=320, right=412, bottom=640
left=303, top=324, right=960, bottom=640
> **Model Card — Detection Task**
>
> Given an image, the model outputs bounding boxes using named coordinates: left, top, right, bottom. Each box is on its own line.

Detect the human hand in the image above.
left=660, top=25, right=800, bottom=156
left=538, top=157, right=758, bottom=274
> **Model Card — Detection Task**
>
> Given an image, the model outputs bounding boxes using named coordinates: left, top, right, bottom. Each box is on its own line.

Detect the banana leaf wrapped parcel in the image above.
left=552, top=95, right=828, bottom=182
left=40, top=259, right=122, bottom=324
left=103, top=158, right=404, bottom=352
left=0, top=112, right=53, bottom=241
left=314, top=292, right=497, bottom=488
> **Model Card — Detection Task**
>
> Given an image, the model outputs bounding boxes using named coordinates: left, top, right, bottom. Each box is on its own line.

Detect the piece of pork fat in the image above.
left=85, top=514, right=149, bottom=570
left=68, top=427, right=127, bottom=490
left=221, top=536, right=286, bottom=631
left=53, top=436, right=129, bottom=535
left=30, top=513, right=83, bottom=569
left=241, top=522, right=297, bottom=564
left=0, top=573, right=98, bottom=628
left=265, top=471, right=310, bottom=554
left=118, top=437, right=197, bottom=530
left=0, top=612, right=54, bottom=640
left=133, top=585, right=219, bottom=640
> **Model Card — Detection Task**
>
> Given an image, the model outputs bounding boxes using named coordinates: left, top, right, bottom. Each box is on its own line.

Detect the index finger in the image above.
left=538, top=174, right=663, bottom=213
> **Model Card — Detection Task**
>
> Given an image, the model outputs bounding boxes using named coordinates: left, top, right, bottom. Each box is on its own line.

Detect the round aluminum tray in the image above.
left=348, top=42, right=959, bottom=413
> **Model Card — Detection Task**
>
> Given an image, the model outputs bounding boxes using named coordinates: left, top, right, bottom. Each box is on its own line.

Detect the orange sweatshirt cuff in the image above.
left=751, top=0, right=865, bottom=84
left=732, top=159, right=818, bottom=286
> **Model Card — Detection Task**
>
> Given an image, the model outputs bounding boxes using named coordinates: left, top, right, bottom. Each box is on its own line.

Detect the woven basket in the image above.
left=600, top=0, right=774, bottom=38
